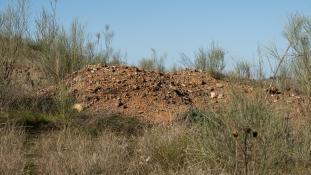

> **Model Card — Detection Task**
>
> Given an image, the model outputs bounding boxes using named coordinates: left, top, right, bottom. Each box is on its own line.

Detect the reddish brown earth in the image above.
left=38, top=64, right=309, bottom=124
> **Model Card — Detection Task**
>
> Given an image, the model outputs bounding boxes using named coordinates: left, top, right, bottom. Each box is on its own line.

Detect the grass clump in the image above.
left=4, top=110, right=62, bottom=132
left=182, top=91, right=296, bottom=175
left=138, top=49, right=166, bottom=72
left=70, top=112, right=149, bottom=136
left=0, top=124, right=26, bottom=175
left=180, top=41, right=225, bottom=79
left=33, top=128, right=129, bottom=175
left=128, top=125, right=193, bottom=174
left=2, top=92, right=311, bottom=174
left=234, top=60, right=252, bottom=79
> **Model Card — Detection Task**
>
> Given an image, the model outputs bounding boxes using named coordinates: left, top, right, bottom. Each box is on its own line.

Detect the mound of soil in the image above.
left=38, top=64, right=308, bottom=123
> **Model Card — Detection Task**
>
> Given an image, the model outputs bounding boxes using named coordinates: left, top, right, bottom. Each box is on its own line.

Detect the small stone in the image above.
left=174, top=89, right=185, bottom=96
left=116, top=100, right=123, bottom=107
left=217, top=93, right=224, bottom=99
left=216, top=83, right=224, bottom=88
left=267, top=87, right=281, bottom=95
left=291, top=93, right=297, bottom=97
left=211, top=92, right=217, bottom=98
left=94, top=87, right=101, bottom=93
left=133, top=85, right=140, bottom=90
left=72, top=103, right=83, bottom=112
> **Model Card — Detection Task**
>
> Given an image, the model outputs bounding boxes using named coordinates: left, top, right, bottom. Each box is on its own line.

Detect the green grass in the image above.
left=0, top=110, right=63, bottom=132
left=69, top=112, right=151, bottom=137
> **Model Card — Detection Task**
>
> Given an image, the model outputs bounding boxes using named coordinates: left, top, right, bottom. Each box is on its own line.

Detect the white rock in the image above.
left=72, top=103, right=83, bottom=112
left=218, top=93, right=224, bottom=99
left=210, top=92, right=217, bottom=98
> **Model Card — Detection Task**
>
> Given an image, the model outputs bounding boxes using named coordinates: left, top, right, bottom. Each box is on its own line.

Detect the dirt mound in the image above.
left=38, top=64, right=308, bottom=123
left=67, top=64, right=235, bottom=122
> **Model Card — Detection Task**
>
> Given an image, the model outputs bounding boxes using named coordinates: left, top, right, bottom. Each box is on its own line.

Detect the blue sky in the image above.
left=1, top=0, right=311, bottom=71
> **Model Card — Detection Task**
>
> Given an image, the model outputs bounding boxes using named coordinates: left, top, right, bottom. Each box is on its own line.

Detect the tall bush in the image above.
left=181, top=42, right=225, bottom=76
left=139, top=49, right=166, bottom=72
left=234, top=60, right=251, bottom=79
left=285, top=14, right=311, bottom=96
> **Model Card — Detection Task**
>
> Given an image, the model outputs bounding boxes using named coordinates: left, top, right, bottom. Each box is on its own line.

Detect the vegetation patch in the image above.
left=70, top=112, right=151, bottom=137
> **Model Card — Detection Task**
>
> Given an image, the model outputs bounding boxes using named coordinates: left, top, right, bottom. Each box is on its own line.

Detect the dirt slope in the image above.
left=38, top=64, right=308, bottom=123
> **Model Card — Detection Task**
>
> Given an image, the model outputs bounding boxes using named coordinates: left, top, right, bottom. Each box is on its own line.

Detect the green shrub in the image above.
left=285, top=14, right=311, bottom=96
left=195, top=44, right=225, bottom=74
left=0, top=110, right=62, bottom=133
left=185, top=91, right=296, bottom=175
left=138, top=58, right=157, bottom=71
left=234, top=60, right=251, bottom=79
left=0, top=0, right=126, bottom=86
left=180, top=42, right=225, bottom=78
left=2, top=83, right=74, bottom=116
left=268, top=14, right=311, bottom=96
left=138, top=49, right=166, bottom=72
left=70, top=112, right=149, bottom=136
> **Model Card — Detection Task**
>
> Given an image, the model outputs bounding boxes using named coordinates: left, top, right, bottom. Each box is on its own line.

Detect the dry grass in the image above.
left=185, top=92, right=293, bottom=175
left=1, top=103, right=311, bottom=174
left=2, top=89, right=311, bottom=175
left=31, top=124, right=198, bottom=175
left=33, top=128, right=130, bottom=175
left=0, top=124, right=26, bottom=175
left=1, top=1, right=311, bottom=175
left=127, top=125, right=194, bottom=174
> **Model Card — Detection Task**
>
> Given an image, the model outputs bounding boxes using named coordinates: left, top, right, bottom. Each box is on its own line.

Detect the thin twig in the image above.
left=265, top=44, right=291, bottom=100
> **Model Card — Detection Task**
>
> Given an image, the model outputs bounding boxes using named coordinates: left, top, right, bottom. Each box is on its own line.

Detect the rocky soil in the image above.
left=38, top=64, right=309, bottom=124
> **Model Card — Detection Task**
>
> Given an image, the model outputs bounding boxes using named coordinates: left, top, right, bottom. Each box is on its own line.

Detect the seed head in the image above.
left=232, top=131, right=238, bottom=138
left=244, top=127, right=252, bottom=134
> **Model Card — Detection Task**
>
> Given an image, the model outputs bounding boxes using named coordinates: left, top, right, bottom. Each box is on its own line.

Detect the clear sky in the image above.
left=1, top=0, right=311, bottom=70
